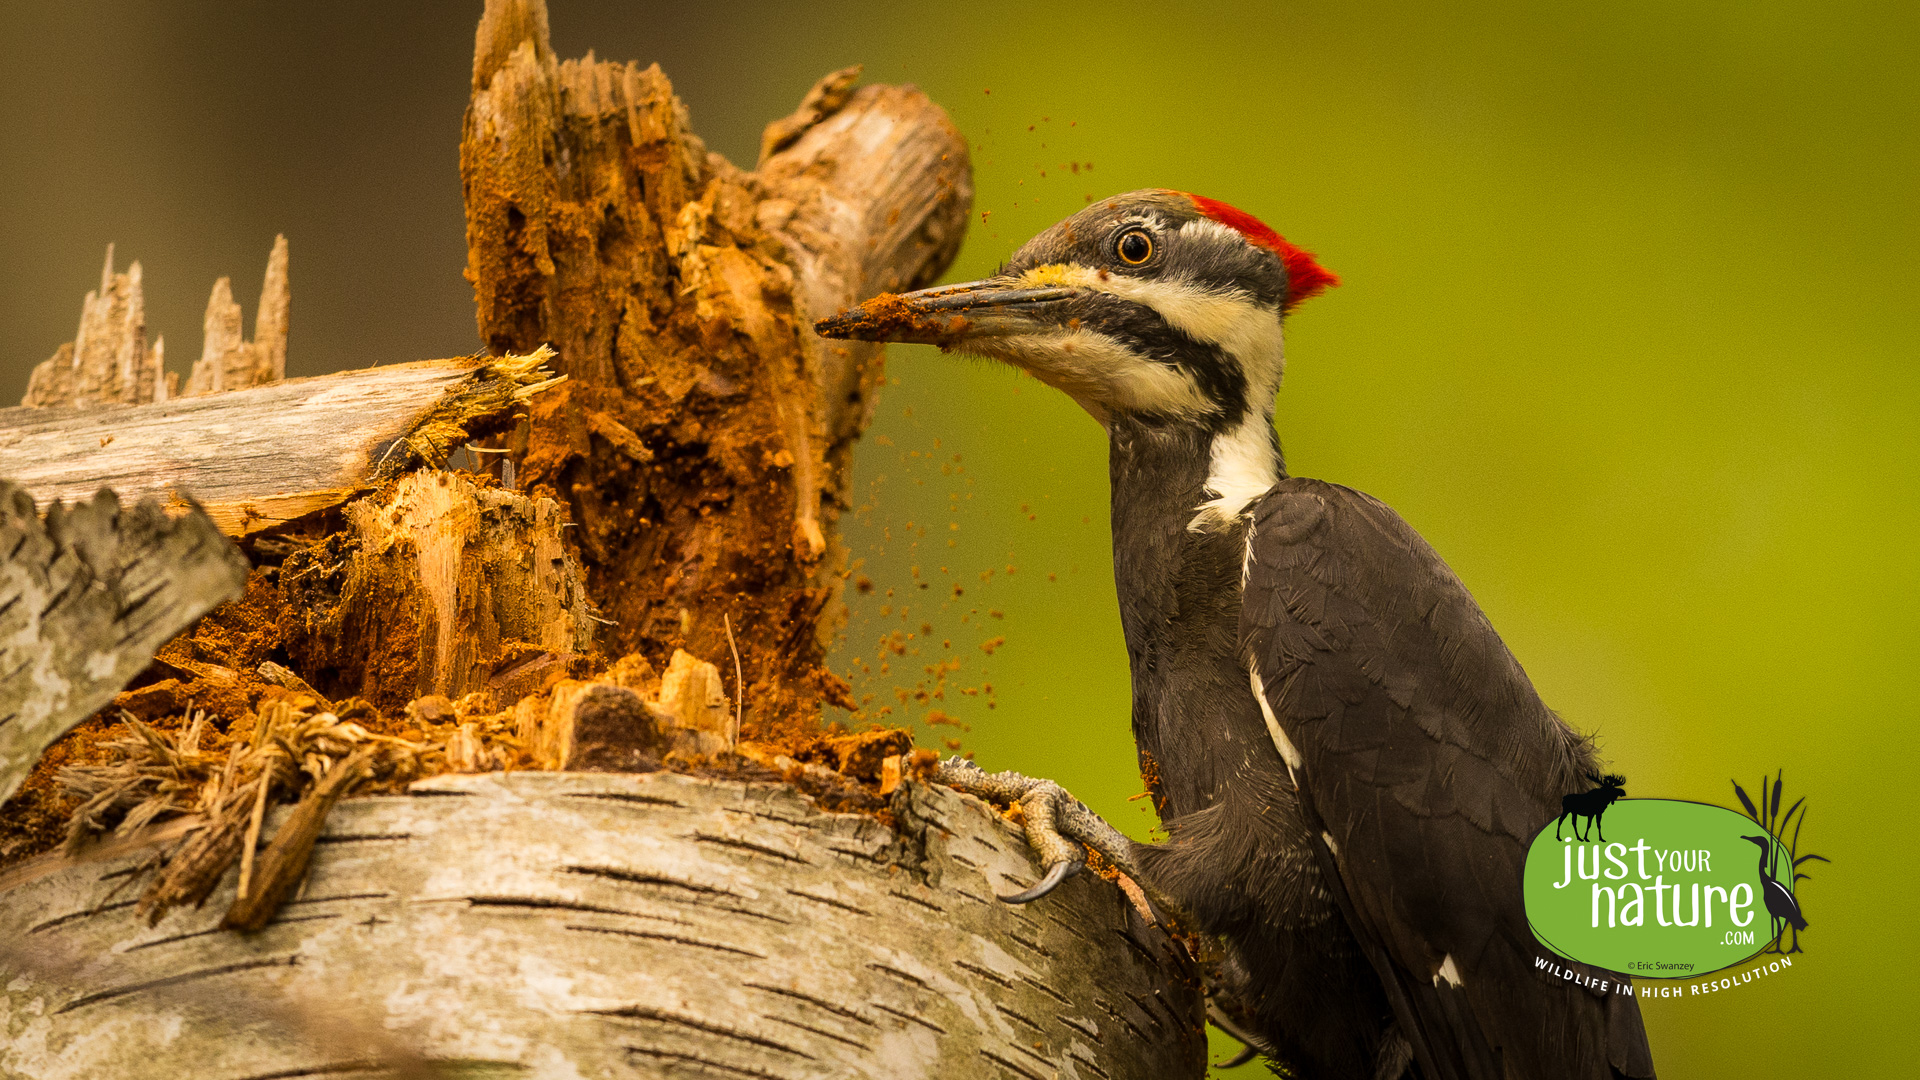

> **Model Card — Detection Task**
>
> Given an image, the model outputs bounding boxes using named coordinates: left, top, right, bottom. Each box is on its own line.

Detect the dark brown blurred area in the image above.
left=0, top=0, right=849, bottom=404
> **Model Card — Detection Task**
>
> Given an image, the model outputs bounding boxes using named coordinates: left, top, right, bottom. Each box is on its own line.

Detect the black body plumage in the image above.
left=1108, top=418, right=1395, bottom=1076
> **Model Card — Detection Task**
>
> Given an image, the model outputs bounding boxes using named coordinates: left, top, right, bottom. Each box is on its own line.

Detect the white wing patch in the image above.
left=1249, top=663, right=1303, bottom=776
left=1434, top=954, right=1465, bottom=989
left=1240, top=513, right=1258, bottom=588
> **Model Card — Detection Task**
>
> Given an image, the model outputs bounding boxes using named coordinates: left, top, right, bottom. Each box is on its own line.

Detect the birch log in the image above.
left=462, top=0, right=970, bottom=727
left=0, top=483, right=248, bottom=804
left=0, top=773, right=1206, bottom=1079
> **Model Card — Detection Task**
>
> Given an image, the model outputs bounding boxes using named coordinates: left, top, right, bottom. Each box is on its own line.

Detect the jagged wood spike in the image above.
left=20, top=247, right=172, bottom=409
left=184, top=235, right=291, bottom=396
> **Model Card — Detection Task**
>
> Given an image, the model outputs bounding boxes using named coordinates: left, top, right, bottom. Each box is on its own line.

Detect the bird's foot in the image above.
left=932, top=757, right=1151, bottom=906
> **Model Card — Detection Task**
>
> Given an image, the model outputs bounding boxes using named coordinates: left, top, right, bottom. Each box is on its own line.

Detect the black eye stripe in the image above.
left=1048, top=294, right=1247, bottom=429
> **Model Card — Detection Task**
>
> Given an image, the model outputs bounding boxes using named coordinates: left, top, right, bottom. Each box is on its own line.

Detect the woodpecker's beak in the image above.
left=814, top=280, right=1074, bottom=346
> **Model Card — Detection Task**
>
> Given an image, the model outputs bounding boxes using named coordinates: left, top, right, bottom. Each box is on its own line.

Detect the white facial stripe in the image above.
left=1014, top=258, right=1287, bottom=529
left=966, top=326, right=1213, bottom=423
left=1014, top=260, right=1284, bottom=386
left=1179, top=217, right=1245, bottom=247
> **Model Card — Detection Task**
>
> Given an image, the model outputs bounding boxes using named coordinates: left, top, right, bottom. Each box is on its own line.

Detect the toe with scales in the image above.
left=933, top=757, right=1155, bottom=906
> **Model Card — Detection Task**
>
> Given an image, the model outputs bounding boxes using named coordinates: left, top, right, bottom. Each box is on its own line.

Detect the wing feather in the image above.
left=1242, top=478, right=1656, bottom=1079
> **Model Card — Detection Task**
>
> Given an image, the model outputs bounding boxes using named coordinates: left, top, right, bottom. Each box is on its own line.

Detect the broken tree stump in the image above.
left=20, top=236, right=291, bottom=410
left=0, top=350, right=561, bottom=537
left=462, top=0, right=970, bottom=731
left=0, top=481, right=249, bottom=804
left=0, top=3, right=1214, bottom=1074
left=0, top=772, right=1204, bottom=1079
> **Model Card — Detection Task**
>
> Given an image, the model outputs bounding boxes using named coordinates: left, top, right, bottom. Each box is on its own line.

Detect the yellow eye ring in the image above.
left=1116, top=228, right=1154, bottom=265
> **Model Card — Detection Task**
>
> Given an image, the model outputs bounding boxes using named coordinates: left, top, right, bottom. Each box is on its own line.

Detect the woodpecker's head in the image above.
left=816, top=189, right=1337, bottom=432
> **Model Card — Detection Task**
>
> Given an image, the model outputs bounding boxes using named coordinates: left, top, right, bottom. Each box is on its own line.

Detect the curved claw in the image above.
left=998, top=860, right=1081, bottom=903
left=1213, top=1043, right=1259, bottom=1069
left=1206, top=1002, right=1268, bottom=1069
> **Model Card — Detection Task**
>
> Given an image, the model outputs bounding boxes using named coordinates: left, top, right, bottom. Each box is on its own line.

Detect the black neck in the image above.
left=1109, top=422, right=1215, bottom=630
left=1106, top=415, right=1284, bottom=816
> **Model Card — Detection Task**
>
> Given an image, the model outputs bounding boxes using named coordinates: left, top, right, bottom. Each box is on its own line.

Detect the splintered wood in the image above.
left=183, top=234, right=290, bottom=396
left=280, top=468, right=595, bottom=709
left=0, top=4, right=1223, bottom=1075
left=20, top=236, right=290, bottom=409
left=20, top=246, right=173, bottom=408
left=0, top=351, right=562, bottom=537
left=461, top=0, right=969, bottom=733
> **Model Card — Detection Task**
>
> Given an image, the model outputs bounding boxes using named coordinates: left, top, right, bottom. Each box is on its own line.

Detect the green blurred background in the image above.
left=2, top=2, right=1912, bottom=1075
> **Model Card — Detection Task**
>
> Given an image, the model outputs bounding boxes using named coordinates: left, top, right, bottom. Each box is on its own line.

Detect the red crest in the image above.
left=1183, top=193, right=1339, bottom=311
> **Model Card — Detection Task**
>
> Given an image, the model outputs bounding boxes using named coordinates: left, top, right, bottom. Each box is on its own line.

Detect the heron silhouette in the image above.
left=1741, top=834, right=1808, bottom=952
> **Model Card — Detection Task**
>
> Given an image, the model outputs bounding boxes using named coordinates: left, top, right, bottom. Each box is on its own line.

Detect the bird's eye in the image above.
left=1115, top=229, right=1154, bottom=265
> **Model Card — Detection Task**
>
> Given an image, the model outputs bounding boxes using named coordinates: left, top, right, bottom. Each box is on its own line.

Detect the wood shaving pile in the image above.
left=41, top=655, right=933, bottom=929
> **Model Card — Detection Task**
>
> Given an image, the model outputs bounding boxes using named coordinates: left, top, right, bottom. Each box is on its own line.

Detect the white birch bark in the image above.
left=0, top=772, right=1205, bottom=1079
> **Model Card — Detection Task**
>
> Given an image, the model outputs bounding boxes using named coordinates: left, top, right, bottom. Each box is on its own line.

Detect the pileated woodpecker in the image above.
left=818, top=190, right=1655, bottom=1080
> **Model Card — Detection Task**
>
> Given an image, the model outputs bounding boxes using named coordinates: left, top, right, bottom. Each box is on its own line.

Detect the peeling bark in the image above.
left=0, top=774, right=1205, bottom=1079
left=0, top=482, right=248, bottom=804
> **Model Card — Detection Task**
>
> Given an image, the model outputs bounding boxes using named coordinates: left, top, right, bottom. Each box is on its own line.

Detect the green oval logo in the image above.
left=1523, top=799, right=1795, bottom=979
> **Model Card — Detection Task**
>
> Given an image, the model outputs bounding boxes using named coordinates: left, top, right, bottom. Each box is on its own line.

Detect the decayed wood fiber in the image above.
left=0, top=773, right=1206, bottom=1079
left=461, top=0, right=969, bottom=736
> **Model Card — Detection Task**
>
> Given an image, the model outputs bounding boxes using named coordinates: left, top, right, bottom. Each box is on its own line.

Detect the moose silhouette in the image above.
left=1555, top=773, right=1627, bottom=842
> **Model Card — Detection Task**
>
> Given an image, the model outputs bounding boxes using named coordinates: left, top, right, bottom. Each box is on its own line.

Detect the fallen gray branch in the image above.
left=0, top=350, right=561, bottom=537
